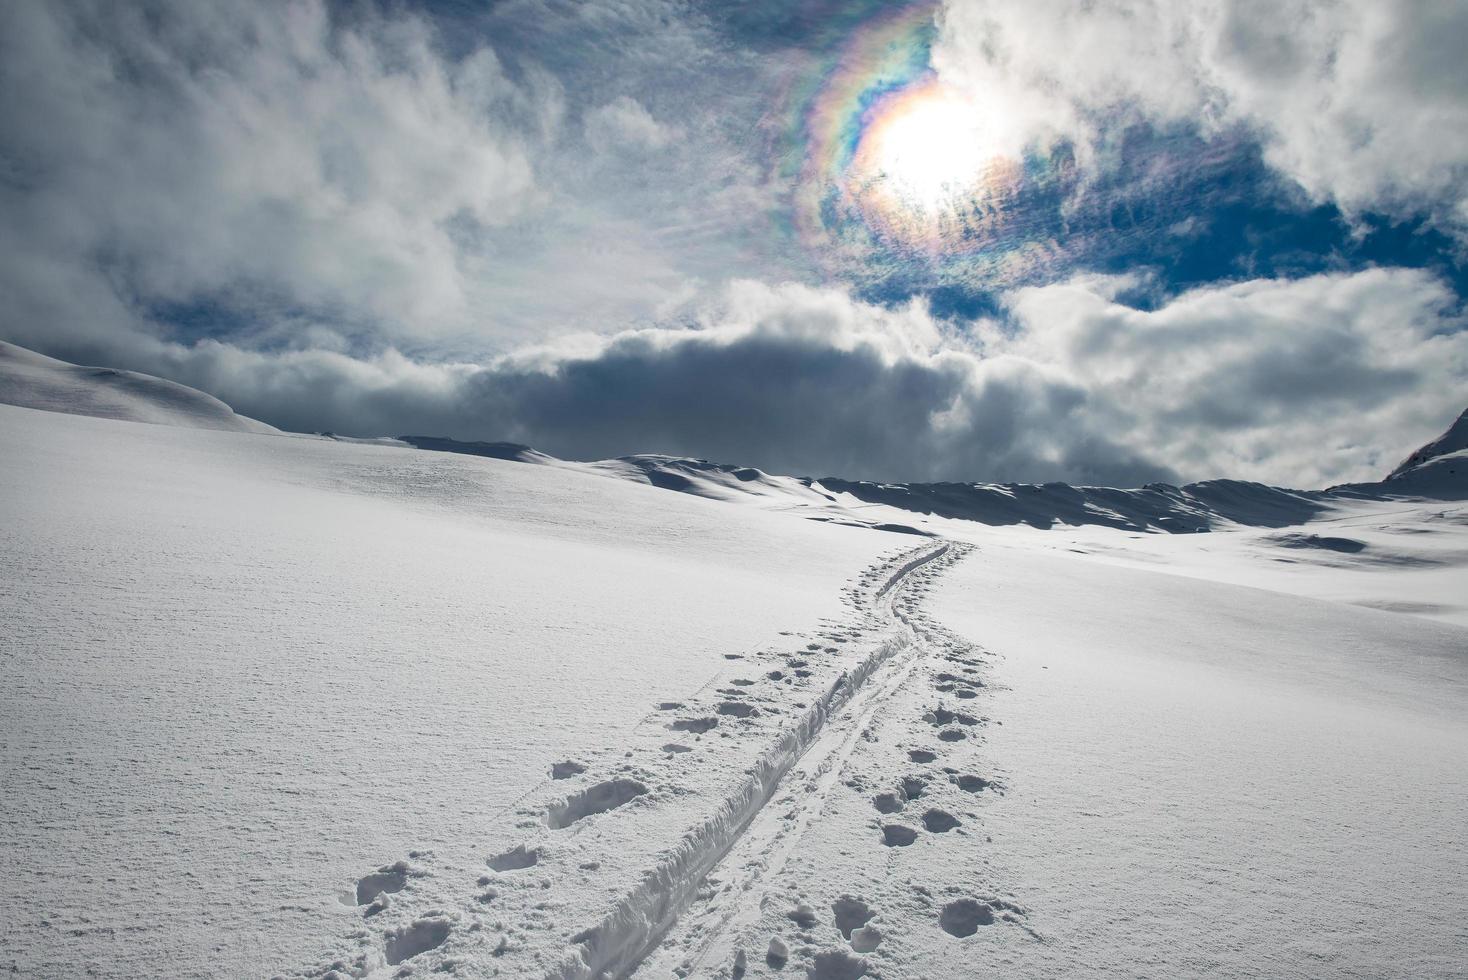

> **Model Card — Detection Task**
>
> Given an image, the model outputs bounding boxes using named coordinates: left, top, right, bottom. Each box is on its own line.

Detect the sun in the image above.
left=845, top=77, right=1018, bottom=248
left=865, top=83, right=993, bottom=211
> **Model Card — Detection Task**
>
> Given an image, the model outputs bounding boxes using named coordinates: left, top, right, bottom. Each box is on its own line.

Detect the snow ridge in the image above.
left=0, top=340, right=276, bottom=433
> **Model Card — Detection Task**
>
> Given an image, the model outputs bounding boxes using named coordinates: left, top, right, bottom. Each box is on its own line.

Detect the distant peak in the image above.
left=397, top=435, right=553, bottom=464
left=1387, top=407, right=1468, bottom=480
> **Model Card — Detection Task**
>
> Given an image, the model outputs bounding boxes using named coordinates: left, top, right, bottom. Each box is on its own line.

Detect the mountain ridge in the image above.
left=3, top=339, right=1462, bottom=529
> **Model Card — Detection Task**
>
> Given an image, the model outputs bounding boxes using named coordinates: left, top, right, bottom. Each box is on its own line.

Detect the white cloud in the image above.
left=0, top=0, right=553, bottom=338
left=584, top=96, right=674, bottom=152
left=994, top=267, right=1468, bottom=486
left=0, top=0, right=805, bottom=355
left=934, top=0, right=1468, bottom=235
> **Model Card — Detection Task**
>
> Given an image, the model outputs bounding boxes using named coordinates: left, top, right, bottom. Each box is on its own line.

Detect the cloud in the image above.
left=933, top=0, right=1468, bottom=237
left=0, top=0, right=806, bottom=354
left=1, top=0, right=1463, bottom=492
left=0, top=0, right=547, bottom=342
left=995, top=267, right=1468, bottom=486
left=58, top=270, right=1466, bottom=490
left=584, top=96, right=674, bottom=153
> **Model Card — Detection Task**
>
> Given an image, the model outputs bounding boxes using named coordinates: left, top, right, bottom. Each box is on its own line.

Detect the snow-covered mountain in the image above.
left=1387, top=407, right=1468, bottom=479
left=400, top=407, right=1468, bottom=533
left=3, top=342, right=1465, bottom=980
left=1373, top=407, right=1468, bottom=499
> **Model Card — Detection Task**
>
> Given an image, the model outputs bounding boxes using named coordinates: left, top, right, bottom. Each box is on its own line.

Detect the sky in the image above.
left=1, top=0, right=1466, bottom=487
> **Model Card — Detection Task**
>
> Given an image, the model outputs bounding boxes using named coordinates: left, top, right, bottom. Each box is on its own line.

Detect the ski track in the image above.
left=627, top=573, right=936, bottom=976
left=630, top=541, right=1035, bottom=979
left=287, top=540, right=975, bottom=980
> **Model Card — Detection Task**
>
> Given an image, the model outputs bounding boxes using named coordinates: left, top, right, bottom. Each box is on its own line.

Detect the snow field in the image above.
left=0, top=403, right=893, bottom=979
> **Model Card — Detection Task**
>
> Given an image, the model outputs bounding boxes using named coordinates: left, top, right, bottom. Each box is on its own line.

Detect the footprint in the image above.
left=671, top=717, right=718, bottom=734
left=657, top=702, right=684, bottom=711
left=922, top=809, right=961, bottom=833
left=934, top=673, right=980, bottom=688
left=487, top=844, right=539, bottom=871
left=354, top=862, right=409, bottom=906
left=807, top=948, right=867, bottom=979
left=662, top=743, right=692, bottom=754
left=955, top=689, right=978, bottom=700
left=954, top=775, right=991, bottom=793
left=767, top=670, right=785, bottom=681
left=900, top=776, right=927, bottom=800
left=938, top=728, right=967, bottom=742
left=767, top=937, right=790, bottom=968
left=832, top=896, right=874, bottom=939
left=731, top=679, right=756, bottom=687
left=926, top=708, right=979, bottom=728
left=872, top=792, right=902, bottom=815
left=939, top=899, right=994, bottom=937
left=881, top=824, right=918, bottom=847
left=551, top=761, right=586, bottom=780
left=907, top=750, right=936, bottom=764
left=545, top=778, right=648, bottom=829
left=384, top=916, right=451, bottom=965
left=718, top=701, right=758, bottom=718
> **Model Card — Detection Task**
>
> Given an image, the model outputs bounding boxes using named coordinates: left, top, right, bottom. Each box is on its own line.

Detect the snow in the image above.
left=3, top=346, right=1466, bottom=979
left=1386, top=407, right=1468, bottom=480
left=0, top=340, right=277, bottom=433
left=0, top=402, right=892, bottom=978
left=926, top=544, right=1468, bottom=978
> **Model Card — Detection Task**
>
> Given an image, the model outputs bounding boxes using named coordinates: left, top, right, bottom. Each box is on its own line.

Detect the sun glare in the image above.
left=844, top=78, right=1022, bottom=250
left=866, top=85, right=993, bottom=212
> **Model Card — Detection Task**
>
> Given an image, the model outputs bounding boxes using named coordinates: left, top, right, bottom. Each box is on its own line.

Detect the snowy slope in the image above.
left=0, top=340, right=277, bottom=433
left=0, top=402, right=896, bottom=979
left=3, top=347, right=1466, bottom=979
left=922, top=544, right=1468, bottom=979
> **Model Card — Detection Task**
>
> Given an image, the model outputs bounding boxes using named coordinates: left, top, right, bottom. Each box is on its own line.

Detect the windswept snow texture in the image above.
left=0, top=340, right=276, bottom=433
left=0, top=402, right=893, bottom=979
